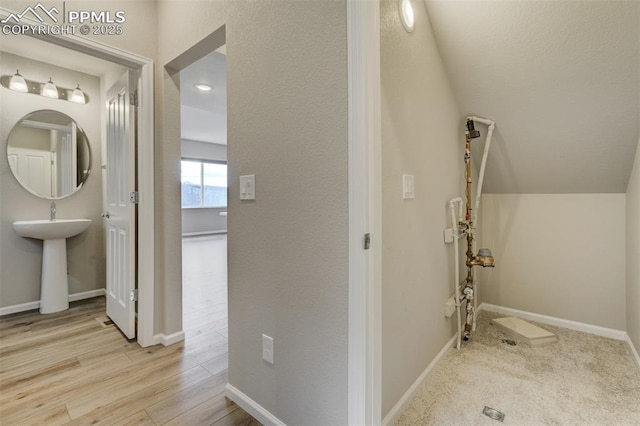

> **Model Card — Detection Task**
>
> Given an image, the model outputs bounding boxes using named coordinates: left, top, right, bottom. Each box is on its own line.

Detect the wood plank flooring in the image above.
left=0, top=235, right=259, bottom=425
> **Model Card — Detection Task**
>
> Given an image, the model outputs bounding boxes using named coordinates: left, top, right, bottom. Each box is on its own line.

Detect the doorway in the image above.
left=170, top=31, right=229, bottom=366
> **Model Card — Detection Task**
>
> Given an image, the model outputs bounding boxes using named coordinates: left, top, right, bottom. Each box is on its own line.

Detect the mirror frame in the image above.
left=6, top=109, right=91, bottom=200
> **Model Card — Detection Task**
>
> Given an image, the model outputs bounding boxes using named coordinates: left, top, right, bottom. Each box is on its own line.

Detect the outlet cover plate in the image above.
left=262, top=334, right=274, bottom=364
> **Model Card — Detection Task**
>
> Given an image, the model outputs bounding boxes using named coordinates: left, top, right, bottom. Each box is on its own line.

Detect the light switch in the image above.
left=403, top=174, right=415, bottom=199
left=240, top=175, right=255, bottom=200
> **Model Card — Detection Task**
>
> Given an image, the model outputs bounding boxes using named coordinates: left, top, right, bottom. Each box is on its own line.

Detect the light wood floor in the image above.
left=0, top=234, right=259, bottom=425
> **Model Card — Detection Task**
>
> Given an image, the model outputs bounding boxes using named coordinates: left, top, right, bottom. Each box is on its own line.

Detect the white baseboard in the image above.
left=225, top=383, right=286, bottom=426
left=182, top=230, right=227, bottom=237
left=153, top=330, right=185, bottom=346
left=382, top=334, right=457, bottom=426
left=478, top=303, right=627, bottom=341
left=626, top=335, right=640, bottom=370
left=69, top=289, right=106, bottom=302
left=0, top=289, right=106, bottom=316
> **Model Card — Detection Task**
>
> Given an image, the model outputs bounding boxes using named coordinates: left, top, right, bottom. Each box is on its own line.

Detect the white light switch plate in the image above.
left=240, top=175, right=255, bottom=200
left=403, top=174, right=415, bottom=199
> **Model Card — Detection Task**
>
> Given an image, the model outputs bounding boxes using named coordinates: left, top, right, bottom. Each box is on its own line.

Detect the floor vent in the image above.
left=95, top=316, right=114, bottom=328
left=483, top=406, right=505, bottom=422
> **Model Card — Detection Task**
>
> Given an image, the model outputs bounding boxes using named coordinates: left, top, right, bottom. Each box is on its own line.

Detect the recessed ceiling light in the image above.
left=194, top=83, right=213, bottom=92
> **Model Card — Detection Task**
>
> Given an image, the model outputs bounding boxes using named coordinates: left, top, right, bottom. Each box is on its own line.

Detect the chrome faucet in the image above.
left=50, top=201, right=56, bottom=221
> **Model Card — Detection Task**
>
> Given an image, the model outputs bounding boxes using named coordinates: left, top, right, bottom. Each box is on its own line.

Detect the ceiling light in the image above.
left=194, top=83, right=213, bottom=92
left=9, top=70, right=28, bottom=92
left=69, top=84, right=86, bottom=104
left=399, top=0, right=415, bottom=33
left=42, top=77, right=58, bottom=99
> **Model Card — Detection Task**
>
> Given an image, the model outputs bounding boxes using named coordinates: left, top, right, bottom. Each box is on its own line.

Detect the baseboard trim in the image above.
left=478, top=303, right=627, bottom=341
left=182, top=230, right=227, bottom=237
left=153, top=331, right=185, bottom=346
left=0, top=289, right=106, bottom=316
left=68, top=289, right=106, bottom=302
left=225, top=383, right=286, bottom=426
left=626, top=335, right=640, bottom=370
left=382, top=334, right=457, bottom=426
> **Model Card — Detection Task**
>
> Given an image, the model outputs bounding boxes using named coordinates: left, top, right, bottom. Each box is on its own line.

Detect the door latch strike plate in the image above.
left=364, top=233, right=371, bottom=250
left=130, top=289, right=138, bottom=302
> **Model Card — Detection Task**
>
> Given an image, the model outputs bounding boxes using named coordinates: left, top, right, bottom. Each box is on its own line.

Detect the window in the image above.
left=181, top=159, right=227, bottom=208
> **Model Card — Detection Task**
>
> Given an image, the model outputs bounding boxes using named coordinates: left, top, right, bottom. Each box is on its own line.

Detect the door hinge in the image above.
left=363, top=233, right=371, bottom=250
left=130, top=289, right=138, bottom=302
left=130, top=91, right=138, bottom=106
left=130, top=191, right=139, bottom=204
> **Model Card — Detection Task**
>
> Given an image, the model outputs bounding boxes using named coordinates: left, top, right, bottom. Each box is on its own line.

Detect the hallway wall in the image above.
left=157, top=1, right=349, bottom=425
left=380, top=0, right=465, bottom=417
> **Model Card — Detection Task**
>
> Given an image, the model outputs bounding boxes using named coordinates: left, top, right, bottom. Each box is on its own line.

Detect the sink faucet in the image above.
left=50, top=201, right=56, bottom=221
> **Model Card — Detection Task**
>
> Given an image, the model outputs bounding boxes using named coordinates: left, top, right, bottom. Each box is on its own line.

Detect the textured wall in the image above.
left=627, top=139, right=640, bottom=351
left=380, top=0, right=465, bottom=417
left=0, top=52, right=104, bottom=307
left=158, top=1, right=349, bottom=424
left=481, top=194, right=626, bottom=330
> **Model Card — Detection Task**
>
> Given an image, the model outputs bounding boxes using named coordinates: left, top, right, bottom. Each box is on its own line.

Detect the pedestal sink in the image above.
left=13, top=219, right=92, bottom=314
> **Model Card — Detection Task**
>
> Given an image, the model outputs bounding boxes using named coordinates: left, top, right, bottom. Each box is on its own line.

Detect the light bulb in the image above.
left=42, top=77, right=58, bottom=99
left=70, top=84, right=86, bottom=104
left=9, top=70, right=28, bottom=92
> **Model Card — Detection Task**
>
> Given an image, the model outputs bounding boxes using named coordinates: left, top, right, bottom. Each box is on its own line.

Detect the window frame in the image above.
left=180, top=157, right=228, bottom=209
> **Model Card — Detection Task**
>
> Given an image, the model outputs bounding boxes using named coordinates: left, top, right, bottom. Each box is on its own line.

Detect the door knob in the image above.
left=102, top=211, right=111, bottom=219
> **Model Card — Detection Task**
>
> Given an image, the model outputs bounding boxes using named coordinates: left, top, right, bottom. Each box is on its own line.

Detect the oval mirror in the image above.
left=6, top=110, right=91, bottom=199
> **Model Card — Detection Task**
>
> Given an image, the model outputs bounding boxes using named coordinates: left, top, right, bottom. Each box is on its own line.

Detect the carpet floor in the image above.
left=396, top=311, right=640, bottom=425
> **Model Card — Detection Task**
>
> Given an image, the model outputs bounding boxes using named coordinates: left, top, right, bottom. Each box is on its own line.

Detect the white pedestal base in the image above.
left=40, top=238, right=69, bottom=314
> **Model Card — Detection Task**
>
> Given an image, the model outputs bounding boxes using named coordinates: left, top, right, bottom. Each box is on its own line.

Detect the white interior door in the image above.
left=9, top=146, right=52, bottom=197
left=105, top=71, right=136, bottom=339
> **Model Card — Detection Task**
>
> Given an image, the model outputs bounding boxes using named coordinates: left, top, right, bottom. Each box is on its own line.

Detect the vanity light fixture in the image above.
left=4, top=71, right=88, bottom=104
left=42, top=77, right=59, bottom=99
left=69, top=84, right=86, bottom=104
left=9, top=70, right=28, bottom=92
left=194, top=83, right=213, bottom=92
left=399, top=0, right=415, bottom=33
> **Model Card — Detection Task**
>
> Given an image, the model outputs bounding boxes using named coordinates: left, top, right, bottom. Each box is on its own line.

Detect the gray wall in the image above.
left=158, top=1, right=349, bottom=424
left=380, top=0, right=466, bottom=417
left=627, top=138, right=640, bottom=352
left=181, top=140, right=227, bottom=235
left=0, top=52, right=104, bottom=308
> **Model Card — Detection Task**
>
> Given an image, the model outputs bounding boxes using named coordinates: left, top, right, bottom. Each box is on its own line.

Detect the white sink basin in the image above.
left=13, top=219, right=92, bottom=240
left=13, top=219, right=92, bottom=314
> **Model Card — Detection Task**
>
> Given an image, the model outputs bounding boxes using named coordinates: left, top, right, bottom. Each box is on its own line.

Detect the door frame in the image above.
left=347, top=0, right=382, bottom=424
left=0, top=7, right=156, bottom=347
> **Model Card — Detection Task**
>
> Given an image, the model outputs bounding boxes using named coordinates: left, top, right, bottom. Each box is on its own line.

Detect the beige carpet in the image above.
left=396, top=311, right=640, bottom=425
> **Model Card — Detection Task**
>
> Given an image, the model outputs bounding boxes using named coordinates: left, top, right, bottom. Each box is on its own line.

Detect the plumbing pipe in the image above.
left=467, top=116, right=494, bottom=333
left=466, top=115, right=495, bottom=228
left=448, top=197, right=463, bottom=349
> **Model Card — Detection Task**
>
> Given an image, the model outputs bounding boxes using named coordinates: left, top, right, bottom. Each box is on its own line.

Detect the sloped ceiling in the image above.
left=425, top=0, right=639, bottom=193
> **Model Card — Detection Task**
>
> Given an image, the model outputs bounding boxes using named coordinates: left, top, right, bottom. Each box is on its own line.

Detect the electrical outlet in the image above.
left=262, top=334, right=274, bottom=364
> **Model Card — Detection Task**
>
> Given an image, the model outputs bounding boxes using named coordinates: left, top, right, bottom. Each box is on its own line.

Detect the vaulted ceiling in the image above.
left=425, top=0, right=639, bottom=193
